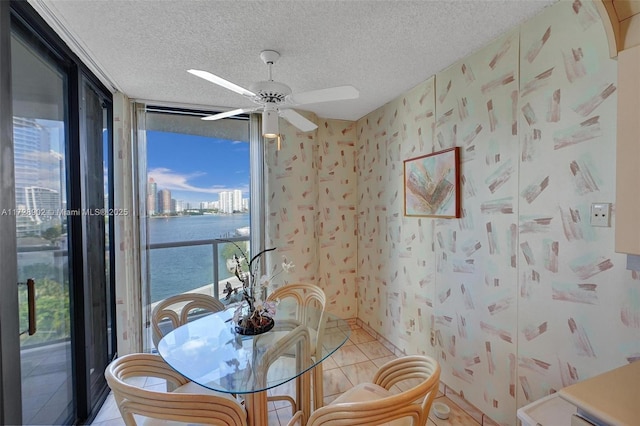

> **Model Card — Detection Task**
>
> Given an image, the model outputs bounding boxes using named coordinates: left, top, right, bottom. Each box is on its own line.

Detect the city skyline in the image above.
left=146, top=130, right=250, bottom=204
left=147, top=178, right=248, bottom=214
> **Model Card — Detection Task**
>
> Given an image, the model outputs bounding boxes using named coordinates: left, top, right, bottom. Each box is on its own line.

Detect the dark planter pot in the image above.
left=235, top=315, right=275, bottom=336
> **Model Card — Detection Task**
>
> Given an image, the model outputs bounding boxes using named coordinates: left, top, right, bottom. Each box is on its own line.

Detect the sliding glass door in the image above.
left=12, top=25, right=74, bottom=426
left=0, top=2, right=115, bottom=424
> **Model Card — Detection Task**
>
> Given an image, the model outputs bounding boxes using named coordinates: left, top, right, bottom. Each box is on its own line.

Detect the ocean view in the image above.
left=148, top=213, right=250, bottom=302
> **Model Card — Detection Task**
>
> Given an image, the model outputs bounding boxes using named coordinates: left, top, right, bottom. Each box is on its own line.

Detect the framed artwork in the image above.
left=404, top=147, right=460, bottom=218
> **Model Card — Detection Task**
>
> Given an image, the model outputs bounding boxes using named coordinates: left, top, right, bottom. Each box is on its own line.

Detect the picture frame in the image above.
left=404, top=147, right=461, bottom=218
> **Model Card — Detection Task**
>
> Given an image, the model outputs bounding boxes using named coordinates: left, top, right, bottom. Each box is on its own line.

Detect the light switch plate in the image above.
left=590, top=203, right=611, bottom=227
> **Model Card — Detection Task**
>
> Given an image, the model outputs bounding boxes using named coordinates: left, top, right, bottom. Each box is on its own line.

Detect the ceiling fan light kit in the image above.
left=188, top=49, right=360, bottom=143
left=262, top=107, right=279, bottom=139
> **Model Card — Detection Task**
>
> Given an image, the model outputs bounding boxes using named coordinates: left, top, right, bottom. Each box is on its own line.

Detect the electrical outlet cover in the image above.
left=590, top=203, right=611, bottom=227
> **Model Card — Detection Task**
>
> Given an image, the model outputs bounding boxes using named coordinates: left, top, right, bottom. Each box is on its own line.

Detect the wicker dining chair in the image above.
left=105, top=353, right=247, bottom=426
left=287, top=355, right=441, bottom=426
left=151, top=293, right=225, bottom=348
left=267, top=283, right=327, bottom=410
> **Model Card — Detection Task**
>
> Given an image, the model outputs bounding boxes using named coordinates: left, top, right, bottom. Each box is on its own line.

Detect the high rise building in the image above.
left=13, top=117, right=41, bottom=207
left=217, top=190, right=246, bottom=213
left=233, top=189, right=243, bottom=212
left=25, top=187, right=61, bottom=224
left=218, top=191, right=233, bottom=213
left=147, top=178, right=157, bottom=215
left=13, top=117, right=45, bottom=236
left=158, top=189, right=171, bottom=214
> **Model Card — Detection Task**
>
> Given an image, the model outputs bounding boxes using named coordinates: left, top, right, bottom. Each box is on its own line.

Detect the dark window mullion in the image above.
left=66, top=62, right=87, bottom=424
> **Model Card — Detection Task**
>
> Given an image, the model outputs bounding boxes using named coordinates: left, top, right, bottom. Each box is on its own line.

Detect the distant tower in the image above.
left=158, top=189, right=171, bottom=214
left=13, top=117, right=42, bottom=236
left=233, top=190, right=243, bottom=212
left=147, top=178, right=157, bottom=215
left=219, top=191, right=234, bottom=213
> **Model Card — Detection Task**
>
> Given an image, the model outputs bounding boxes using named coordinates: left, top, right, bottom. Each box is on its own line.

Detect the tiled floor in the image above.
left=91, top=325, right=480, bottom=426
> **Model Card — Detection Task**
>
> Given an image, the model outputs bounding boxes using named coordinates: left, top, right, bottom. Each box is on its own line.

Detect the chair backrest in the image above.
left=267, top=283, right=327, bottom=356
left=151, top=293, right=225, bottom=347
left=306, top=355, right=441, bottom=426
left=105, top=353, right=246, bottom=426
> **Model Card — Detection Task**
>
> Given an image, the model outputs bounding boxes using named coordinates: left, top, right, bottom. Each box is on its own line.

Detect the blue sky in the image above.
left=147, top=130, right=250, bottom=203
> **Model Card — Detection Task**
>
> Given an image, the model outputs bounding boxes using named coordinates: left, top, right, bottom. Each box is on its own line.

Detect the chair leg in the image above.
left=313, top=363, right=324, bottom=409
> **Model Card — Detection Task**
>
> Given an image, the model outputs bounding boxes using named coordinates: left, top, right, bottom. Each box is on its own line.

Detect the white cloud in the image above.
left=149, top=167, right=236, bottom=195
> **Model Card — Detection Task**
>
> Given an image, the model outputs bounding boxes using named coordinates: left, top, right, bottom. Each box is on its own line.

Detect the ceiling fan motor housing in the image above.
left=250, top=80, right=292, bottom=104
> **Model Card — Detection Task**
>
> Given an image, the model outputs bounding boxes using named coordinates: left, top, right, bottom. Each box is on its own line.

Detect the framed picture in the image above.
left=404, top=147, right=460, bottom=218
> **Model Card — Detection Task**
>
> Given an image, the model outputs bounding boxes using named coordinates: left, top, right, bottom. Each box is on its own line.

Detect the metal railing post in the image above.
left=212, top=241, right=219, bottom=299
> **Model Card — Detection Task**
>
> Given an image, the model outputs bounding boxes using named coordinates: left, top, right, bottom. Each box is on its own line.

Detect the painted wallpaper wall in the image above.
left=354, top=1, right=639, bottom=424
left=265, top=113, right=359, bottom=319
left=265, top=1, right=639, bottom=424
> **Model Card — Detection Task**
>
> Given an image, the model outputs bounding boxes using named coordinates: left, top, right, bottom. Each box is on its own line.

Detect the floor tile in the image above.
left=370, top=354, right=398, bottom=368
left=276, top=406, right=295, bottom=425
left=267, top=380, right=296, bottom=411
left=91, top=418, right=126, bottom=426
left=330, top=344, right=369, bottom=367
left=322, top=367, right=354, bottom=396
left=143, top=382, right=165, bottom=392
left=340, top=360, right=379, bottom=385
left=92, top=394, right=120, bottom=423
left=357, top=340, right=395, bottom=360
left=144, top=376, right=166, bottom=387
left=347, top=328, right=376, bottom=344
left=323, top=329, right=353, bottom=348
left=319, top=354, right=338, bottom=370
left=267, top=408, right=280, bottom=425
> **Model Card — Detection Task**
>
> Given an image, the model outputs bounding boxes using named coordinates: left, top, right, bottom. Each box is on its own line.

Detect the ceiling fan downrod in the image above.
left=260, top=50, right=280, bottom=81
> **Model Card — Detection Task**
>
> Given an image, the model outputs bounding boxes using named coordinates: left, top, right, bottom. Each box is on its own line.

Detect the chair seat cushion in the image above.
left=331, top=383, right=412, bottom=426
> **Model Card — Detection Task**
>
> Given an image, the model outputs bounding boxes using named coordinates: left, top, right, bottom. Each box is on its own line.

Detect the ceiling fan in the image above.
left=188, top=50, right=359, bottom=137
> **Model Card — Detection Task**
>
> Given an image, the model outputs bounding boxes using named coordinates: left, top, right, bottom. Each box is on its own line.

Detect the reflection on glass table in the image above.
left=157, top=304, right=351, bottom=425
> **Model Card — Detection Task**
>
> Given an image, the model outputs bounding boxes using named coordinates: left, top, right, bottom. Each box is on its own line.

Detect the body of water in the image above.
left=149, top=214, right=249, bottom=302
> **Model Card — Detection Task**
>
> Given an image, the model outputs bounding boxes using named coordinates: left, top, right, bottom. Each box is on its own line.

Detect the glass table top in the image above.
left=157, top=305, right=351, bottom=394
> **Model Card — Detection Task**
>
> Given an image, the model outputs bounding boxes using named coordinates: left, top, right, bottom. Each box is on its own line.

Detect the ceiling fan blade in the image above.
left=280, top=109, right=318, bottom=132
left=188, top=69, right=256, bottom=98
left=287, top=85, right=359, bottom=106
left=201, top=108, right=256, bottom=121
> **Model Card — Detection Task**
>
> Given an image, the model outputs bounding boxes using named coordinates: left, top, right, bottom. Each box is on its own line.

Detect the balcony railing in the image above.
left=148, top=235, right=250, bottom=305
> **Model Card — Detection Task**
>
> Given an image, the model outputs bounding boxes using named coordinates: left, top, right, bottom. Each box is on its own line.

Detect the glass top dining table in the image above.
left=157, top=303, right=351, bottom=425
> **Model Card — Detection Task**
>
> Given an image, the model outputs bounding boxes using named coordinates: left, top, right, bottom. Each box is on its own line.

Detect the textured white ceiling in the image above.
left=30, top=0, right=556, bottom=121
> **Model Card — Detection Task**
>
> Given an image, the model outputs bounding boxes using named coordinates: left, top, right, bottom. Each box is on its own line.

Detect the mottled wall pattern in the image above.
left=516, top=0, right=638, bottom=414
left=352, top=1, right=639, bottom=425
left=265, top=113, right=359, bottom=319
left=433, top=27, right=520, bottom=425
left=356, top=78, right=437, bottom=356
left=260, top=1, right=640, bottom=423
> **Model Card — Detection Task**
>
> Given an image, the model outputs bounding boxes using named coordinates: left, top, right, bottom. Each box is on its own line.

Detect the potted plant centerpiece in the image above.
left=224, top=241, right=294, bottom=335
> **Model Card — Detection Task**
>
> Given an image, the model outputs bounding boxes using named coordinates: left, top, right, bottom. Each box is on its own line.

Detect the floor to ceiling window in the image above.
left=139, top=107, right=260, bottom=350
left=0, top=2, right=115, bottom=424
